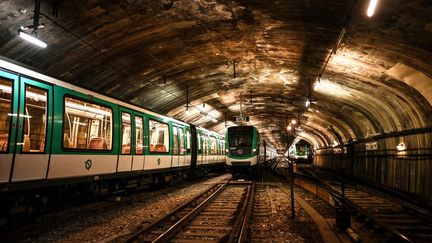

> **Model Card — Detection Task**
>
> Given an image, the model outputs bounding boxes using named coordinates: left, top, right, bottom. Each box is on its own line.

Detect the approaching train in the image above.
left=0, top=58, right=226, bottom=220
left=225, top=125, right=277, bottom=177
left=288, top=140, right=312, bottom=163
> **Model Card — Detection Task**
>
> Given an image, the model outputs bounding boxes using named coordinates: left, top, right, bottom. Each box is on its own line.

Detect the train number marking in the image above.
left=157, top=158, right=161, bottom=165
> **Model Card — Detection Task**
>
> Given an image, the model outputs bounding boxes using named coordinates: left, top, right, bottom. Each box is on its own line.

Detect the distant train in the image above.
left=0, top=58, right=225, bottom=220
left=288, top=140, right=312, bottom=163
left=225, top=126, right=277, bottom=177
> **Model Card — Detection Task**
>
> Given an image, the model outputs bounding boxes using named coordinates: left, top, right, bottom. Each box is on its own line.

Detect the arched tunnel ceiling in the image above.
left=1, top=0, right=431, bottom=150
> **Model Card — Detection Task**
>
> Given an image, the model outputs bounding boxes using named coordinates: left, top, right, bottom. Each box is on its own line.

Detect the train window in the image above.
left=228, top=126, right=253, bottom=147
left=210, top=137, right=217, bottom=155
left=149, top=119, right=169, bottom=153
left=121, top=113, right=131, bottom=154
left=197, top=133, right=201, bottom=154
left=63, top=97, right=112, bottom=151
left=203, top=135, right=208, bottom=155
left=22, top=85, right=47, bottom=153
left=173, top=126, right=179, bottom=155
left=0, top=79, right=12, bottom=152
left=179, top=128, right=185, bottom=154
left=219, top=140, right=223, bottom=155
left=186, top=129, right=191, bottom=153
left=135, top=116, right=143, bottom=155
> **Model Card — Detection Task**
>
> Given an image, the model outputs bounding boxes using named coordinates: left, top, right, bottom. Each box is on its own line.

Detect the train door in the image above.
left=189, top=125, right=197, bottom=172
left=185, top=128, right=191, bottom=166
left=203, top=135, right=209, bottom=164
left=172, top=125, right=180, bottom=167
left=118, top=108, right=133, bottom=172
left=10, top=77, right=53, bottom=182
left=197, top=132, right=202, bottom=165
left=0, top=71, right=19, bottom=182
left=132, top=114, right=144, bottom=171
left=178, top=127, right=185, bottom=166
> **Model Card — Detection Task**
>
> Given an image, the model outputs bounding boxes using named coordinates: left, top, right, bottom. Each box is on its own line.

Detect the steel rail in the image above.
left=152, top=181, right=230, bottom=242
left=123, top=182, right=226, bottom=243
left=237, top=181, right=256, bottom=243
left=296, top=167, right=414, bottom=242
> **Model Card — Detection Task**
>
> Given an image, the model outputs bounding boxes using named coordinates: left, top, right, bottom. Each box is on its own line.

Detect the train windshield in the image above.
left=228, top=127, right=253, bottom=147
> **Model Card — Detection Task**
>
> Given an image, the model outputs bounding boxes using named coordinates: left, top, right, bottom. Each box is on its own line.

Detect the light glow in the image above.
left=367, top=0, right=378, bottom=17
left=66, top=101, right=111, bottom=116
left=305, top=99, right=311, bottom=107
left=287, top=125, right=292, bottom=131
left=396, top=142, right=406, bottom=151
left=0, top=84, right=12, bottom=93
left=291, top=119, right=297, bottom=125
left=18, top=30, right=47, bottom=48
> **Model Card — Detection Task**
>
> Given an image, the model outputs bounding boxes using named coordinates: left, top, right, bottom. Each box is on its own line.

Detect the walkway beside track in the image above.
left=284, top=188, right=342, bottom=243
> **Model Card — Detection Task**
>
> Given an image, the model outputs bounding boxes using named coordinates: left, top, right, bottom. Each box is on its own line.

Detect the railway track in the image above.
left=124, top=180, right=254, bottom=242
left=247, top=183, right=281, bottom=242
left=299, top=165, right=432, bottom=242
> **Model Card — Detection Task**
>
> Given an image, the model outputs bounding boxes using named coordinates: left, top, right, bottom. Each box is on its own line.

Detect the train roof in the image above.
left=0, top=57, right=195, bottom=130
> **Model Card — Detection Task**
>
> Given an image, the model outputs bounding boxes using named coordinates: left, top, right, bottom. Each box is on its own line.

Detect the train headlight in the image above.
left=225, top=149, right=229, bottom=153
left=252, top=148, right=257, bottom=153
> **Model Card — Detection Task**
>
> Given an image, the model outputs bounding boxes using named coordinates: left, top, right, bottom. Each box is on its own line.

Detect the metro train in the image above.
left=288, top=140, right=312, bottom=163
left=0, top=58, right=226, bottom=220
left=225, top=125, right=277, bottom=177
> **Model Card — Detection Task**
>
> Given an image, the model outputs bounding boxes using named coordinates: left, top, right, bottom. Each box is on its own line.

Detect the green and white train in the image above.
left=225, top=126, right=277, bottom=177
left=0, top=58, right=225, bottom=216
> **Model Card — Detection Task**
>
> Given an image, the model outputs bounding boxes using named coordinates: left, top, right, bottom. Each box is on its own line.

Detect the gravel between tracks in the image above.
left=4, top=174, right=229, bottom=243
left=2, top=174, right=339, bottom=243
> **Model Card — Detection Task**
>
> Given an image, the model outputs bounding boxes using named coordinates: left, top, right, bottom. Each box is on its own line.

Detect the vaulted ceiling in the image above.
left=1, top=0, right=431, bottom=150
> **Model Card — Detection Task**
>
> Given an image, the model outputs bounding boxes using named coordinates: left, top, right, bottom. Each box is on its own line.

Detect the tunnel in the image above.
left=0, top=0, right=432, bottom=207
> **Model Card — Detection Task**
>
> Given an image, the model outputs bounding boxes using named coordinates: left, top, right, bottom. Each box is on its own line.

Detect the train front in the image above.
left=225, top=126, right=258, bottom=177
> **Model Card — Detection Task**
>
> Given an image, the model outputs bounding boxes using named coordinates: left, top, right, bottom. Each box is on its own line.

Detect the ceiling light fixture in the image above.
left=18, top=30, right=47, bottom=48
left=287, top=125, right=292, bottom=131
left=18, top=0, right=47, bottom=48
left=291, top=119, right=297, bottom=125
left=367, top=0, right=378, bottom=17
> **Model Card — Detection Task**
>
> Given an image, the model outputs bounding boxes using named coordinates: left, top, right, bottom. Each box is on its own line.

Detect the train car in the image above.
left=288, top=140, right=312, bottom=163
left=225, top=125, right=274, bottom=177
left=0, top=58, right=225, bottom=221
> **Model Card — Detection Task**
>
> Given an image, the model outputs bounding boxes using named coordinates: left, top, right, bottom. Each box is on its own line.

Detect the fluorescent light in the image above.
left=18, top=30, right=47, bottom=48
left=0, top=84, right=12, bottom=93
left=367, top=0, right=378, bottom=17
